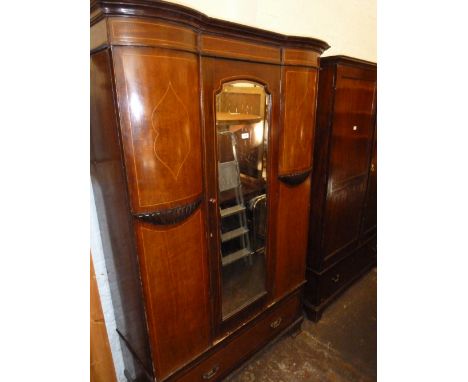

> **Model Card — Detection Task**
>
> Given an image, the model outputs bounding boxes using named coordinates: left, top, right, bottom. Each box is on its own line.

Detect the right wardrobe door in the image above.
left=306, top=56, right=377, bottom=322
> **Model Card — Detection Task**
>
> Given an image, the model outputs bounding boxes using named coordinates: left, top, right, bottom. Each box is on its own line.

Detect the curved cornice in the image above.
left=90, top=0, right=330, bottom=53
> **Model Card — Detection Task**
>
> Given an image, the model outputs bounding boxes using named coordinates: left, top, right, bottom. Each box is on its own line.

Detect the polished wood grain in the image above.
left=283, top=48, right=319, bottom=67
left=305, top=56, right=377, bottom=322
left=323, top=176, right=368, bottom=260
left=91, top=49, right=154, bottom=379
left=91, top=0, right=329, bottom=54
left=278, top=68, right=317, bottom=175
left=201, top=35, right=281, bottom=64
left=329, top=67, right=376, bottom=188
left=91, top=2, right=329, bottom=378
left=135, top=210, right=211, bottom=380
left=108, top=17, right=198, bottom=52
left=172, top=292, right=301, bottom=382
left=201, top=56, right=281, bottom=336
left=321, top=63, right=376, bottom=263
left=112, top=46, right=203, bottom=214
left=91, top=18, right=108, bottom=51
left=91, top=256, right=117, bottom=382
left=273, top=179, right=311, bottom=299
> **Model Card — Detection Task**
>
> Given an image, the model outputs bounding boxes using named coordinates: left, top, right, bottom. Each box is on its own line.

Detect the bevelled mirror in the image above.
left=215, top=80, right=270, bottom=319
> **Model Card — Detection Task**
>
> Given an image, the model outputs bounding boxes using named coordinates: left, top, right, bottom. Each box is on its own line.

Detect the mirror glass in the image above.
left=215, top=81, right=269, bottom=319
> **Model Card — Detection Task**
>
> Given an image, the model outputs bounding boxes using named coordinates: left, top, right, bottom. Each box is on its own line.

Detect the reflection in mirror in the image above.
left=216, top=81, right=270, bottom=319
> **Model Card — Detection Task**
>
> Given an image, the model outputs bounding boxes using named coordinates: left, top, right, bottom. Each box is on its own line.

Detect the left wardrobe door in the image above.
left=112, top=46, right=211, bottom=380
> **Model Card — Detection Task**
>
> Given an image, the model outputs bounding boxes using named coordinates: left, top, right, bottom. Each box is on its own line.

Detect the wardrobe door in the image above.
left=322, top=65, right=376, bottom=263
left=112, top=46, right=211, bottom=380
left=202, top=57, right=281, bottom=335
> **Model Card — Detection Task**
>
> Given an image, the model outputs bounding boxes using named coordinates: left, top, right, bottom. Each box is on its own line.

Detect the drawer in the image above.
left=174, top=293, right=301, bottom=382
left=319, top=245, right=376, bottom=303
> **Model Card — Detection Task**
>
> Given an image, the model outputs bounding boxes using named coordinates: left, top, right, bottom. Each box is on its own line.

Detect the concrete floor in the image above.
left=224, top=268, right=377, bottom=382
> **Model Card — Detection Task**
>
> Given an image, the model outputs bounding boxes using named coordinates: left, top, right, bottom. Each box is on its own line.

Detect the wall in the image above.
left=165, top=0, right=376, bottom=62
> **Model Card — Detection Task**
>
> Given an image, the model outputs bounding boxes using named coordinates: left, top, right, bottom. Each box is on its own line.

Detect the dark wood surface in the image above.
left=361, top=128, right=377, bottom=240
left=168, top=291, right=302, bottom=382
left=90, top=0, right=329, bottom=53
left=91, top=2, right=328, bottom=380
left=135, top=211, right=211, bottom=379
left=273, top=65, right=319, bottom=301
left=91, top=49, right=154, bottom=380
left=201, top=56, right=281, bottom=337
left=278, top=67, right=317, bottom=175
left=112, top=46, right=204, bottom=215
left=305, top=56, right=377, bottom=321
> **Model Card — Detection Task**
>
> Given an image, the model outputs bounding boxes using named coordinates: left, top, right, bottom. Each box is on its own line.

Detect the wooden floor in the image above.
left=225, top=268, right=377, bottom=381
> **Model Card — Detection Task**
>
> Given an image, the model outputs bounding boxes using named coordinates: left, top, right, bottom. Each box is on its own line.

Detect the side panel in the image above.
left=90, top=49, right=154, bottom=380
left=361, top=129, right=377, bottom=239
left=274, top=67, right=317, bottom=299
left=112, top=46, right=211, bottom=380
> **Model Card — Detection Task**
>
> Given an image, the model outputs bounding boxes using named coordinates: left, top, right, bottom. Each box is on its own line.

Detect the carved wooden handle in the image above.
left=202, top=365, right=220, bottom=379
left=270, top=317, right=282, bottom=329
left=278, top=168, right=312, bottom=186
left=134, top=196, right=202, bottom=225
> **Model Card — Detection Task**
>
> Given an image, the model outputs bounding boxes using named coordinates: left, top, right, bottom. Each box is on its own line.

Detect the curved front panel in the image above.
left=274, top=178, right=311, bottom=299
left=113, top=46, right=203, bottom=214
left=278, top=68, right=317, bottom=176
left=135, top=210, right=211, bottom=380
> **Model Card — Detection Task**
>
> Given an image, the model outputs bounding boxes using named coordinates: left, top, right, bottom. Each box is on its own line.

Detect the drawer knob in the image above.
left=203, top=365, right=220, bottom=380
left=353, top=125, right=358, bottom=131
left=332, top=274, right=340, bottom=283
left=371, top=163, right=375, bottom=172
left=270, top=317, right=282, bottom=329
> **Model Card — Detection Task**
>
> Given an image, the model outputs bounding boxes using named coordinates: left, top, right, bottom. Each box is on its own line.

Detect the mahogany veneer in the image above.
left=91, top=1, right=328, bottom=381
left=305, top=56, right=377, bottom=322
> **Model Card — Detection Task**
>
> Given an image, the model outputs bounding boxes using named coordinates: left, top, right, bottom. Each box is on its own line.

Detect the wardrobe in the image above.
left=90, top=1, right=329, bottom=380
left=304, top=56, right=377, bottom=322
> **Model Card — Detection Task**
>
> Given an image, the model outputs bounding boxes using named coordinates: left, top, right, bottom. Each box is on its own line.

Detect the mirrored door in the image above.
left=215, top=81, right=270, bottom=319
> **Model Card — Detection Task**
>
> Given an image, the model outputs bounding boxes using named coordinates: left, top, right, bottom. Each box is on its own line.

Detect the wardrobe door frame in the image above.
left=201, top=56, right=281, bottom=338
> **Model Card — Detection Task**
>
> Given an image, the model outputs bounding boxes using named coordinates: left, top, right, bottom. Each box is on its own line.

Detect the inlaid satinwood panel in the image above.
left=112, top=46, right=203, bottom=213
left=329, top=69, right=376, bottom=188
left=279, top=68, right=317, bottom=175
left=274, top=179, right=311, bottom=299
left=201, top=35, right=281, bottom=64
left=108, top=17, right=198, bottom=52
left=135, top=210, right=211, bottom=380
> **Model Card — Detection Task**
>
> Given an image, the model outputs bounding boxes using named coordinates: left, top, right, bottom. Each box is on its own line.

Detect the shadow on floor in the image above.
left=224, top=268, right=377, bottom=382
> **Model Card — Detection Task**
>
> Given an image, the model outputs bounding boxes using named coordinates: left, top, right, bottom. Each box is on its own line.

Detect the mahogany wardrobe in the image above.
left=304, top=56, right=377, bottom=321
left=90, top=1, right=329, bottom=381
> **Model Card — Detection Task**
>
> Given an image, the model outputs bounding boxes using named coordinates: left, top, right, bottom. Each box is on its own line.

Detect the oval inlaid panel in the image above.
left=113, top=46, right=203, bottom=213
